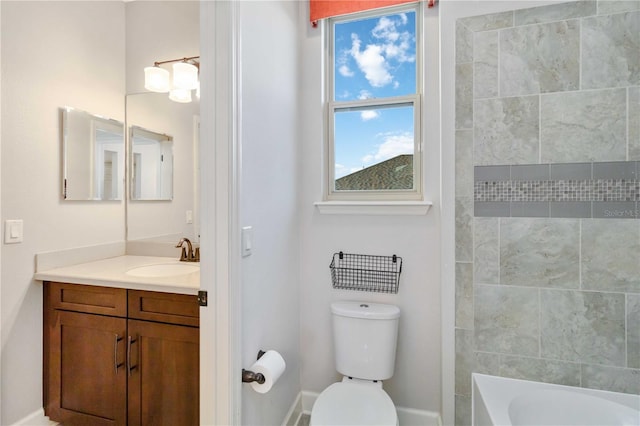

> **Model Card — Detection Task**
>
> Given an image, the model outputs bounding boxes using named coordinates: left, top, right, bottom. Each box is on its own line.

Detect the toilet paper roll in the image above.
left=249, top=350, right=286, bottom=394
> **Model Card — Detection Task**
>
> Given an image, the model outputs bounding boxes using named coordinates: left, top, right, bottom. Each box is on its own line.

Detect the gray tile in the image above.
left=514, top=0, right=597, bottom=25
left=511, top=164, right=550, bottom=181
left=628, top=294, right=640, bottom=368
left=582, top=11, right=640, bottom=89
left=510, top=202, right=550, bottom=218
left=592, top=161, right=637, bottom=179
left=592, top=201, right=638, bottom=218
left=630, top=87, right=640, bottom=160
left=456, top=328, right=474, bottom=396
left=475, top=96, right=540, bottom=165
left=474, top=31, right=499, bottom=99
left=459, top=11, right=514, bottom=32
left=500, top=218, right=580, bottom=288
left=473, top=218, right=500, bottom=284
left=474, top=351, right=501, bottom=376
left=474, top=165, right=510, bottom=182
left=541, top=89, right=627, bottom=163
left=456, top=63, right=473, bottom=130
left=456, top=262, right=474, bottom=329
left=456, top=130, right=474, bottom=197
left=499, top=355, right=581, bottom=386
left=582, top=219, right=640, bottom=293
left=456, top=21, right=473, bottom=64
left=541, top=289, right=626, bottom=366
left=500, top=20, right=580, bottom=96
left=456, top=197, right=474, bottom=261
left=475, top=285, right=539, bottom=356
left=550, top=202, right=592, bottom=218
left=598, top=0, right=640, bottom=15
left=515, top=1, right=597, bottom=25
left=455, top=395, right=472, bottom=426
left=474, top=202, right=510, bottom=217
left=297, top=414, right=310, bottom=426
left=549, top=163, right=592, bottom=180
left=581, top=364, right=640, bottom=394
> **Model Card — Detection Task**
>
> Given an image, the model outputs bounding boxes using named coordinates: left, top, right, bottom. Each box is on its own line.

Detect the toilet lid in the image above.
left=310, top=381, right=397, bottom=426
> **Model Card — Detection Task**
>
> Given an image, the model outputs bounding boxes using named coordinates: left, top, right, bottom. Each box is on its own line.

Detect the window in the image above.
left=326, top=4, right=422, bottom=201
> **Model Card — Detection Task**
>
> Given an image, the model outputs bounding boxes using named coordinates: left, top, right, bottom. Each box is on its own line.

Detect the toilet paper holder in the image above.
left=242, top=350, right=266, bottom=384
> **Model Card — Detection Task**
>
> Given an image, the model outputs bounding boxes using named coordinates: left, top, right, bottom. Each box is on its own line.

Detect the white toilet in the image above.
left=310, top=301, right=400, bottom=426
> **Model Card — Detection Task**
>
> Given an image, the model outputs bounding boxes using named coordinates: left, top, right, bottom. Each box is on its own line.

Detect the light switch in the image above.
left=5, top=220, right=23, bottom=244
left=186, top=210, right=193, bottom=224
left=241, top=226, right=253, bottom=257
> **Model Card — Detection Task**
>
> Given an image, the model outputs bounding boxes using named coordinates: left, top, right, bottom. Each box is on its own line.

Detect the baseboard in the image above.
left=282, top=393, right=303, bottom=426
left=396, top=406, right=441, bottom=426
left=10, top=408, right=56, bottom=426
left=298, top=390, right=442, bottom=426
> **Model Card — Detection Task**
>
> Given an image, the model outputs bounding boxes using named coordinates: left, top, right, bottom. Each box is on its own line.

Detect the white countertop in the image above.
left=34, top=255, right=200, bottom=295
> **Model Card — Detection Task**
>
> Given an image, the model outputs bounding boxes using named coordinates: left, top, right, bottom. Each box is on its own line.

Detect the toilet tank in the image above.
left=331, top=302, right=400, bottom=381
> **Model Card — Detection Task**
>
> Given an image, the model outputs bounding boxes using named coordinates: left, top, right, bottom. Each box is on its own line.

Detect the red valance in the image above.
left=310, top=0, right=435, bottom=26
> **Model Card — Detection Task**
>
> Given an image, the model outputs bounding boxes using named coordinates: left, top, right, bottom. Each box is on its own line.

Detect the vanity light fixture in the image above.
left=144, top=56, right=200, bottom=103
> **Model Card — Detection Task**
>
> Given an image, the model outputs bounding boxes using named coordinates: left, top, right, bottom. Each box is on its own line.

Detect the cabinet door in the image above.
left=127, top=319, right=199, bottom=426
left=47, top=310, right=127, bottom=426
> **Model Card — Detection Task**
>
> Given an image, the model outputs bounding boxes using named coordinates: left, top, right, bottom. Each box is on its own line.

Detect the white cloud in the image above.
left=361, top=132, right=414, bottom=165
left=339, top=65, right=354, bottom=77
left=348, top=14, right=415, bottom=89
left=372, top=17, right=400, bottom=42
left=350, top=34, right=393, bottom=88
left=337, top=89, right=351, bottom=99
left=360, top=110, right=380, bottom=121
left=358, top=90, right=373, bottom=100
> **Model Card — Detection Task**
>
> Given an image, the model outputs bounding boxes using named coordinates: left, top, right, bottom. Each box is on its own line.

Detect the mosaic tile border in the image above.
left=474, top=161, right=640, bottom=218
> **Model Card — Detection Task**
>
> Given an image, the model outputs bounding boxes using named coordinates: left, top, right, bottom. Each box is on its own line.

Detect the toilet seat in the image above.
left=310, top=378, right=398, bottom=426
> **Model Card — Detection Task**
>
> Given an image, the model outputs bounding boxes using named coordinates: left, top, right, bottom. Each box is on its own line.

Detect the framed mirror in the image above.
left=61, top=107, right=124, bottom=201
left=125, top=92, right=199, bottom=242
left=130, top=126, right=173, bottom=201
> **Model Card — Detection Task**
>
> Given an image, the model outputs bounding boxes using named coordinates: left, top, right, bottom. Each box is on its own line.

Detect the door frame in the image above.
left=199, top=1, right=242, bottom=425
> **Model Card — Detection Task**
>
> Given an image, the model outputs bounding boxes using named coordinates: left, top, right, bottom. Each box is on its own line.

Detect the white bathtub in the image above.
left=472, top=373, right=640, bottom=426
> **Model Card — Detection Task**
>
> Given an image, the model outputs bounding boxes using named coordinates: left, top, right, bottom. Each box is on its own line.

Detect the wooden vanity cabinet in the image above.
left=44, top=282, right=199, bottom=426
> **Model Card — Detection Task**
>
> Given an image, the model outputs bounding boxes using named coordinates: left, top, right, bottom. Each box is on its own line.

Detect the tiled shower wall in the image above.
left=454, top=1, right=640, bottom=424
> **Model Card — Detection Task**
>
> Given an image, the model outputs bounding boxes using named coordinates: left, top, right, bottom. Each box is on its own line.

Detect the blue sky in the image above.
left=333, top=10, right=416, bottom=179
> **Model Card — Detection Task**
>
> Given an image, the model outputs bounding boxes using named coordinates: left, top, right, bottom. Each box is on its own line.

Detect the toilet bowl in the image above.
left=310, top=377, right=398, bottom=426
left=310, top=302, right=401, bottom=426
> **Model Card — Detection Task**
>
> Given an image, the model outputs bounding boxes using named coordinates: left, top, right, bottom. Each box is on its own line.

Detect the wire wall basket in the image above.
left=329, top=252, right=402, bottom=294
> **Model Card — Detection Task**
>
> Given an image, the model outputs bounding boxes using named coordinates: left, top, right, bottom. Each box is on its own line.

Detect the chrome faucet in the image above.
left=175, top=237, right=200, bottom=262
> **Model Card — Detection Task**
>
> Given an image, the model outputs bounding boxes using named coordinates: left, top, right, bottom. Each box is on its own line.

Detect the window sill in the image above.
left=314, top=201, right=433, bottom=215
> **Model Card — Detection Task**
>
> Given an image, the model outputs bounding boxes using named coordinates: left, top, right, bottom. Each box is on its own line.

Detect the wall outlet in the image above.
left=5, top=219, right=24, bottom=244
left=186, top=210, right=193, bottom=224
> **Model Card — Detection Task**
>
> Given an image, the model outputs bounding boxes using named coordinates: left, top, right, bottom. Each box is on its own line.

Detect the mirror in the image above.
left=125, top=92, right=199, bottom=242
left=130, top=126, right=174, bottom=201
left=61, top=107, right=124, bottom=201
left=124, top=1, right=199, bottom=243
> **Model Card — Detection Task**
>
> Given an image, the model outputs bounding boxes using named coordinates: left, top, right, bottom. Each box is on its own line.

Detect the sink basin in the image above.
left=126, top=263, right=200, bottom=277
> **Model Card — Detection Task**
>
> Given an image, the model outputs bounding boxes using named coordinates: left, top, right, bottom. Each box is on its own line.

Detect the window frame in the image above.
left=324, top=3, right=424, bottom=202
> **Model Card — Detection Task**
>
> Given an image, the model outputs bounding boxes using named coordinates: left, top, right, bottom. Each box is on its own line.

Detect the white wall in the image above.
left=238, top=1, right=302, bottom=424
left=298, top=2, right=443, bottom=412
left=0, top=2, right=125, bottom=424
left=125, top=1, right=199, bottom=241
